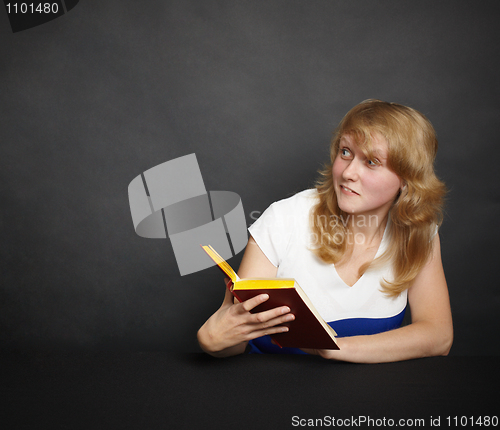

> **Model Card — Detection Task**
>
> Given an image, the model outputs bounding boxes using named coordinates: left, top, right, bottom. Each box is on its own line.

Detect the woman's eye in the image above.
left=367, top=159, right=380, bottom=167
left=341, top=148, right=351, bottom=157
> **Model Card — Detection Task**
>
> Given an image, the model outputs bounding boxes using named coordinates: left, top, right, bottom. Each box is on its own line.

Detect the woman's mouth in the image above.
left=340, top=185, right=359, bottom=195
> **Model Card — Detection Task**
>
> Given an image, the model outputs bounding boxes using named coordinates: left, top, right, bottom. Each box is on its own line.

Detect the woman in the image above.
left=197, top=99, right=453, bottom=363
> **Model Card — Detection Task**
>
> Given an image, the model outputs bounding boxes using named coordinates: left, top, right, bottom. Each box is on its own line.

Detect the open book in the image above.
left=202, top=245, right=339, bottom=350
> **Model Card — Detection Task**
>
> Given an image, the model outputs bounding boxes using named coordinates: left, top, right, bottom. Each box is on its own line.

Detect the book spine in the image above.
left=228, top=282, right=243, bottom=303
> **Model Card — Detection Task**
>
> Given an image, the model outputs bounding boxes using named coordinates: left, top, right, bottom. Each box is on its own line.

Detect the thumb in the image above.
left=222, top=279, right=236, bottom=305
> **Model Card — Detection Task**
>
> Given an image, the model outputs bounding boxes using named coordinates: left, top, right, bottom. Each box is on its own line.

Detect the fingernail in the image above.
left=282, top=307, right=290, bottom=314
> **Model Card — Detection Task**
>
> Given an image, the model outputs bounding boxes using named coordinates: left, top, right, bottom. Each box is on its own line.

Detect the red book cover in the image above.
left=232, top=281, right=339, bottom=350
left=202, top=245, right=339, bottom=350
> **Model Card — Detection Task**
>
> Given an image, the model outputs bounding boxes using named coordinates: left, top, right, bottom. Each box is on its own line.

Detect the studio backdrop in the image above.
left=1, top=0, right=499, bottom=355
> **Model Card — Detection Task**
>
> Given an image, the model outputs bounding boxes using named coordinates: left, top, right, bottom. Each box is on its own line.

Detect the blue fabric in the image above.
left=248, top=307, right=406, bottom=354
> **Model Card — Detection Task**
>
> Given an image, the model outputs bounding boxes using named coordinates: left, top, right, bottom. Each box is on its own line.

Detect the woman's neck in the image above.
left=344, top=212, right=388, bottom=248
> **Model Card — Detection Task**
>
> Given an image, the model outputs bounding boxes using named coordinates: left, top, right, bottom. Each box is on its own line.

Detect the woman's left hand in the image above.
left=302, top=338, right=348, bottom=360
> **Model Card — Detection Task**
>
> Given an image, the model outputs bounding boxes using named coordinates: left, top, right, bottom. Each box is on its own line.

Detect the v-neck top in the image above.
left=247, top=189, right=407, bottom=354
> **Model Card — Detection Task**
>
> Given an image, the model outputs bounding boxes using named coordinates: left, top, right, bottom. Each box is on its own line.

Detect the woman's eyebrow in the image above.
left=373, top=151, right=387, bottom=161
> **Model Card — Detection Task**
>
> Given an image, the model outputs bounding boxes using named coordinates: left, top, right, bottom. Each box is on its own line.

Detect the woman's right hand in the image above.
left=197, top=280, right=295, bottom=357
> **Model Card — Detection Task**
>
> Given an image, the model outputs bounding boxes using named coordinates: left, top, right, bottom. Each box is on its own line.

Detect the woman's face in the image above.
left=332, top=133, right=402, bottom=220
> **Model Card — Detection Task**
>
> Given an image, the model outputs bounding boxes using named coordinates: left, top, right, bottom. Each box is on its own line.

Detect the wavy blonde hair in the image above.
left=312, top=99, right=446, bottom=296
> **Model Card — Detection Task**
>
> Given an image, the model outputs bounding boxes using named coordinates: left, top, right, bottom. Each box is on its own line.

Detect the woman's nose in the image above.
left=342, top=160, right=360, bottom=181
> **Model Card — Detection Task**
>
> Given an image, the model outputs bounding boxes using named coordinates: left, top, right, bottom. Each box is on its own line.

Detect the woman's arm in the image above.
left=197, top=237, right=294, bottom=357
left=306, top=234, right=453, bottom=363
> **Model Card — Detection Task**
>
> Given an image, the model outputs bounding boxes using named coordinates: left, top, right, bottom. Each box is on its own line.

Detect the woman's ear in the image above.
left=395, top=181, right=407, bottom=202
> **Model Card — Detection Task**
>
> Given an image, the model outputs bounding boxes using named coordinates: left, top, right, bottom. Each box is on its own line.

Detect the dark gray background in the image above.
left=1, top=1, right=498, bottom=355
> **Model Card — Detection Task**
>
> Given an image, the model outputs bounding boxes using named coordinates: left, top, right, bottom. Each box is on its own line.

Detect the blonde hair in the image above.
left=312, top=99, right=446, bottom=296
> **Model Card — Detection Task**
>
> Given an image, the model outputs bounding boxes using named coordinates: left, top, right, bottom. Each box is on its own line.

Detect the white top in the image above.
left=248, top=189, right=407, bottom=324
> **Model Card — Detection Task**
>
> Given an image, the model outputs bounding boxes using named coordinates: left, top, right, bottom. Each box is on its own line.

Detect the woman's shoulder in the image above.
left=250, top=189, right=318, bottom=234
left=270, top=188, right=318, bottom=211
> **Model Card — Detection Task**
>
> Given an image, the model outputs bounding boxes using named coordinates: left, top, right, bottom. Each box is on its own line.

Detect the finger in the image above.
left=240, top=293, right=271, bottom=312
left=248, top=305, right=293, bottom=326
left=253, top=313, right=295, bottom=336
left=232, top=310, right=294, bottom=340
left=248, top=324, right=290, bottom=340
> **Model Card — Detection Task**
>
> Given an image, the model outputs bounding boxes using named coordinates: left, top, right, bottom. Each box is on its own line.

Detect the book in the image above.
left=202, top=245, right=339, bottom=350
